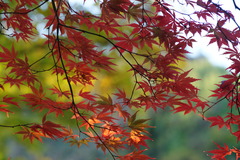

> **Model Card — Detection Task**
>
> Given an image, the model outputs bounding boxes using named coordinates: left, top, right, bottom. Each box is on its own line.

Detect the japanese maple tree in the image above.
left=0, top=0, right=240, bottom=159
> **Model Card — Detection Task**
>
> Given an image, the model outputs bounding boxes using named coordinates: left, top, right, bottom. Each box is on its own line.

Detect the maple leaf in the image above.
left=96, top=95, right=115, bottom=113
left=128, top=129, right=152, bottom=149
left=128, top=112, right=153, bottom=132
left=207, top=116, right=227, bottom=129
left=115, top=103, right=130, bottom=121
left=190, top=98, right=209, bottom=110
left=172, top=70, right=199, bottom=97
left=101, top=0, right=131, bottom=16
left=0, top=45, right=17, bottom=65
left=92, top=53, right=116, bottom=72
left=173, top=100, right=196, bottom=115
left=96, top=127, right=124, bottom=154
left=219, top=74, right=236, bottom=90
left=206, top=25, right=232, bottom=49
left=15, top=126, right=44, bottom=143
left=232, top=131, right=240, bottom=142
left=207, top=143, right=232, bottom=160
left=194, top=10, right=213, bottom=21
left=44, top=9, right=65, bottom=34
left=80, top=116, right=102, bottom=130
left=67, top=138, right=91, bottom=148
left=126, top=3, right=143, bottom=22
left=79, top=89, right=96, bottom=101
left=227, top=59, right=240, bottom=74
left=2, top=76, right=23, bottom=89
left=0, top=104, right=13, bottom=117
left=136, top=95, right=159, bottom=111
left=2, top=96, right=19, bottom=108
left=0, top=1, right=9, bottom=11
left=93, top=20, right=122, bottom=36
left=50, top=86, right=71, bottom=98
left=115, top=89, right=128, bottom=101
left=111, top=33, right=139, bottom=52
left=96, top=136, right=123, bottom=154
left=118, top=149, right=155, bottom=160
left=40, top=115, right=70, bottom=139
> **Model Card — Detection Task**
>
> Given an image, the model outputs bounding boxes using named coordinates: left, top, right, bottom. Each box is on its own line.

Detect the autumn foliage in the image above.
left=0, top=0, right=240, bottom=159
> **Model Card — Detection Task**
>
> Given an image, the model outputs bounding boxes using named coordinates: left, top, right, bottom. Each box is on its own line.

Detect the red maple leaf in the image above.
left=207, top=143, right=232, bottom=160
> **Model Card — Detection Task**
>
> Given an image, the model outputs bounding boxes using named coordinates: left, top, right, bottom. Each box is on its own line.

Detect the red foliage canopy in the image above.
left=0, top=0, right=240, bottom=159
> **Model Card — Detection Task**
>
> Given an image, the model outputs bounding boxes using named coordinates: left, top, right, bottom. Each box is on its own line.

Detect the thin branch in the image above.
left=51, top=0, right=75, bottom=104
left=0, top=0, right=49, bottom=15
left=0, top=123, right=33, bottom=128
left=233, top=0, right=240, bottom=10
left=51, top=1, right=116, bottom=159
left=208, top=0, right=240, bottom=30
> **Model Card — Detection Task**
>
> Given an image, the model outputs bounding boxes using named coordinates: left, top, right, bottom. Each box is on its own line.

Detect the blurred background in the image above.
left=0, top=0, right=238, bottom=160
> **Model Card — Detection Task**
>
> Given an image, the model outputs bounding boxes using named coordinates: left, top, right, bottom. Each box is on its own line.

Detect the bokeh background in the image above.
left=0, top=0, right=238, bottom=160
